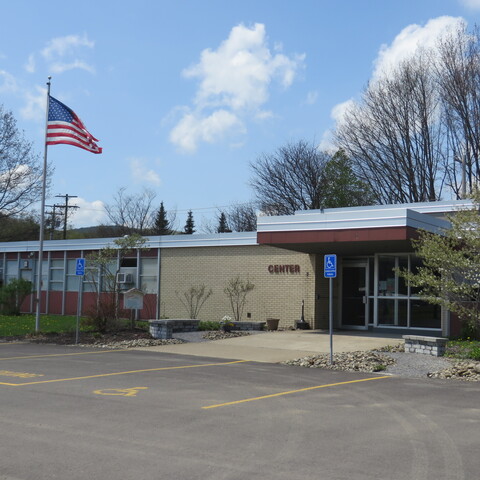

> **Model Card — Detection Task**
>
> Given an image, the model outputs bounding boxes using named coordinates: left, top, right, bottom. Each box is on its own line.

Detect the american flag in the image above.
left=46, top=95, right=102, bottom=154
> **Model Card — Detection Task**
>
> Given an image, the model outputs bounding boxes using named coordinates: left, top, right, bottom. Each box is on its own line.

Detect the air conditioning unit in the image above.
left=116, top=273, right=133, bottom=284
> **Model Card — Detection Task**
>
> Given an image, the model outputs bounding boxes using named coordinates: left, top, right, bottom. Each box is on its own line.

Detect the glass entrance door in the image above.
left=342, top=263, right=368, bottom=329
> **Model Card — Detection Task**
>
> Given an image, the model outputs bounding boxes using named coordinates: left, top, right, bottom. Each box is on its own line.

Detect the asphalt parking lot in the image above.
left=1, top=343, right=479, bottom=480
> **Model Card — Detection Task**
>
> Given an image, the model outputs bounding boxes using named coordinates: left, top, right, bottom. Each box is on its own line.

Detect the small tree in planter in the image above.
left=175, top=284, right=213, bottom=319
left=85, top=233, right=147, bottom=332
left=224, top=276, right=255, bottom=322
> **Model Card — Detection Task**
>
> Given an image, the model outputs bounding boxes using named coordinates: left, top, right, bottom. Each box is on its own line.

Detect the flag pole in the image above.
left=35, top=76, right=51, bottom=333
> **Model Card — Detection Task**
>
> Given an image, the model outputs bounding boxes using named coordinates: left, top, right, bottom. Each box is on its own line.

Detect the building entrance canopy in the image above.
left=256, top=201, right=471, bottom=255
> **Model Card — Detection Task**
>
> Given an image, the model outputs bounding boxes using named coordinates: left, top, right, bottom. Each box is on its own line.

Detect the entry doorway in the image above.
left=341, top=261, right=369, bottom=329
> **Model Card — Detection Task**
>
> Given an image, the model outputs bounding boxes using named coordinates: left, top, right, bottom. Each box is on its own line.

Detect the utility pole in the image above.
left=55, top=194, right=79, bottom=239
left=45, top=204, right=61, bottom=240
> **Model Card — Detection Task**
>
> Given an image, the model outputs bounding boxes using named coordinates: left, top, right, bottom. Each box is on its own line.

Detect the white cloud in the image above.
left=305, top=90, right=318, bottom=105
left=318, top=98, right=356, bottom=152
left=41, top=33, right=95, bottom=75
left=41, top=33, right=94, bottom=59
left=69, top=197, right=107, bottom=228
left=331, top=99, right=355, bottom=125
left=129, top=158, right=162, bottom=186
left=327, top=15, right=465, bottom=136
left=170, top=110, right=244, bottom=153
left=255, top=110, right=274, bottom=120
left=459, top=0, right=480, bottom=9
left=184, top=23, right=303, bottom=111
left=19, top=85, right=46, bottom=121
left=0, top=70, right=18, bottom=93
left=170, top=23, right=304, bottom=153
left=24, top=54, right=35, bottom=73
left=50, top=60, right=95, bottom=74
left=373, top=16, right=464, bottom=80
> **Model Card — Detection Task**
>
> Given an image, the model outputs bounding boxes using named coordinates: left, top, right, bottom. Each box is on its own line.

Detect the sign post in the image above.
left=324, top=255, right=337, bottom=365
left=75, top=258, right=85, bottom=344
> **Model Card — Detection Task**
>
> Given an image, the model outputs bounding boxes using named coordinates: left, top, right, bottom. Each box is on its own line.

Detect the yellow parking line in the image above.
left=0, top=360, right=248, bottom=386
left=202, top=376, right=392, bottom=409
left=0, top=349, right=128, bottom=361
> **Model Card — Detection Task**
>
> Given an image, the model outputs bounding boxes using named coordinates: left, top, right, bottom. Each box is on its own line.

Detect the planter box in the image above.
left=231, top=321, right=266, bottom=331
left=266, top=318, right=280, bottom=331
left=403, top=335, right=447, bottom=357
left=148, top=319, right=201, bottom=339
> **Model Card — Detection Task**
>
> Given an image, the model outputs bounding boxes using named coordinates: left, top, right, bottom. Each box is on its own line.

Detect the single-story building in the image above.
left=0, top=200, right=472, bottom=336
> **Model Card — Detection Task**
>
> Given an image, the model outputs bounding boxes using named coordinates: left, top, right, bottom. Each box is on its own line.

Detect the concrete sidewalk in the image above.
left=134, top=330, right=404, bottom=363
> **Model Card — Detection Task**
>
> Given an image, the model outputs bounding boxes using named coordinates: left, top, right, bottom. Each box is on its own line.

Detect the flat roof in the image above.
left=257, top=205, right=452, bottom=234
left=0, top=231, right=258, bottom=253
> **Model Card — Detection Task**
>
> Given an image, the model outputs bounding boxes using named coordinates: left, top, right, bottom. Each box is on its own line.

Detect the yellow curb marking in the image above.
left=202, top=376, right=392, bottom=409
left=0, top=349, right=128, bottom=361
left=93, top=387, right=148, bottom=397
left=0, top=370, right=44, bottom=378
left=0, top=360, right=248, bottom=386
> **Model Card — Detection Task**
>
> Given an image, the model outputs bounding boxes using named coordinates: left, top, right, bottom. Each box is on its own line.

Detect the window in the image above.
left=50, top=259, right=64, bottom=291
left=66, top=259, right=80, bottom=291
left=140, top=258, right=157, bottom=293
left=373, top=255, right=441, bottom=329
left=33, top=260, right=48, bottom=290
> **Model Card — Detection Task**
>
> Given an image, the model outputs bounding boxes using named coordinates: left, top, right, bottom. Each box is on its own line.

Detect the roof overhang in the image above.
left=257, top=206, right=451, bottom=255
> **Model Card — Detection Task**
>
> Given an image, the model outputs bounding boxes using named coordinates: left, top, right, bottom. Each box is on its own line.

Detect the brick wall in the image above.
left=159, top=245, right=316, bottom=329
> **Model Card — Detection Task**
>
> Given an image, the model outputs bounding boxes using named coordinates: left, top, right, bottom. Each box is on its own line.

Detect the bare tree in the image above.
left=224, top=276, right=254, bottom=322
left=0, top=105, right=49, bottom=217
left=104, top=187, right=157, bottom=235
left=250, top=140, right=373, bottom=215
left=85, top=233, right=147, bottom=331
left=436, top=23, right=480, bottom=197
left=226, top=203, right=257, bottom=231
left=250, top=140, right=328, bottom=215
left=335, top=55, right=446, bottom=204
left=175, top=284, right=213, bottom=319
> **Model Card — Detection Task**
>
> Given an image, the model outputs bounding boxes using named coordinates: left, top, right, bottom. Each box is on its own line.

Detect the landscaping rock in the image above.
left=201, top=331, right=251, bottom=341
left=427, top=359, right=480, bottom=381
left=283, top=351, right=396, bottom=373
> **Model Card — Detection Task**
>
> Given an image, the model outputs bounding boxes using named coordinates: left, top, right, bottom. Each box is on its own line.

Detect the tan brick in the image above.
left=159, top=245, right=316, bottom=329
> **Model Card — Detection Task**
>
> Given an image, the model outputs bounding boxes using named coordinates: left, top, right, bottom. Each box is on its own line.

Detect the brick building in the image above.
left=0, top=200, right=472, bottom=335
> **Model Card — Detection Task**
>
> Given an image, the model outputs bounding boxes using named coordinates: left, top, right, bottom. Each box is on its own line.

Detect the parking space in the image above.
left=0, top=343, right=479, bottom=480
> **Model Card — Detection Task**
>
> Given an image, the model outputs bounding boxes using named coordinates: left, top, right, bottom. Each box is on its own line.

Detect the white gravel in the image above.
left=382, top=352, right=454, bottom=378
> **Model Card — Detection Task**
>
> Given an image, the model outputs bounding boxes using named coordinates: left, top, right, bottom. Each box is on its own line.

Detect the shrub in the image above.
left=469, top=347, right=480, bottom=361
left=0, top=279, right=33, bottom=316
left=175, top=284, right=213, bottom=319
left=224, top=276, right=254, bottom=322
left=198, top=320, right=221, bottom=331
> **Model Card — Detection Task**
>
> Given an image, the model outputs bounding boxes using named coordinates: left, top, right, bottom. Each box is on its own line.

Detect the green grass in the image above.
left=0, top=314, right=92, bottom=337
left=445, top=339, right=480, bottom=361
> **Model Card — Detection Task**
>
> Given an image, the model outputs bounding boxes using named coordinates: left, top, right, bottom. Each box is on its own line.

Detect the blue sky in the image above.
left=1, top=0, right=480, bottom=230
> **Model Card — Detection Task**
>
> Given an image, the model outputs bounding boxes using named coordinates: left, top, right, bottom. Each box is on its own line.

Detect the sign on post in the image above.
left=75, top=258, right=85, bottom=345
left=324, top=254, right=336, bottom=365
left=75, top=258, right=85, bottom=276
left=324, top=254, right=337, bottom=278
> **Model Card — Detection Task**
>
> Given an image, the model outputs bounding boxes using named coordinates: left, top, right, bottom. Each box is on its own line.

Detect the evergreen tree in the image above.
left=217, top=212, right=230, bottom=233
left=184, top=210, right=195, bottom=234
left=154, top=202, right=171, bottom=235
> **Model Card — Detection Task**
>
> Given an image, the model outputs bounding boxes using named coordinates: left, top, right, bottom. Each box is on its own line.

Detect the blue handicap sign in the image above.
left=324, top=254, right=337, bottom=278
left=75, top=258, right=86, bottom=276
